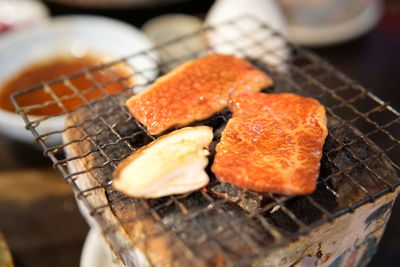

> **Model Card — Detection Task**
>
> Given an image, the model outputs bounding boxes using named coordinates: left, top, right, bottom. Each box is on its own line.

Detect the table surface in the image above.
left=0, top=1, right=399, bottom=267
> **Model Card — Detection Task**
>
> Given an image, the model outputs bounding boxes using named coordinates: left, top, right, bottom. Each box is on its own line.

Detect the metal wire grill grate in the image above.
left=12, top=16, right=400, bottom=266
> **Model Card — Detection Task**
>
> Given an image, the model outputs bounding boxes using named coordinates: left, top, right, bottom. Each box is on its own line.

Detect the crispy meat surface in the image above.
left=126, top=54, right=272, bottom=135
left=212, top=91, right=328, bottom=195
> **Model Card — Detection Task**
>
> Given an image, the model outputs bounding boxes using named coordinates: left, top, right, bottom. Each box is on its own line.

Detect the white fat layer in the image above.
left=127, top=162, right=209, bottom=198
left=114, top=127, right=213, bottom=198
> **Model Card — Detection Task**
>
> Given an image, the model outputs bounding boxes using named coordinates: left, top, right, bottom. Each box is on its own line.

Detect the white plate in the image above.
left=80, top=227, right=151, bottom=267
left=0, top=15, right=158, bottom=144
left=80, top=228, right=124, bottom=267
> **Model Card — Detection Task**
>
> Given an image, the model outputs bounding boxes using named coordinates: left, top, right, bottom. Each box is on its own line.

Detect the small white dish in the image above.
left=80, top=227, right=150, bottom=267
left=205, top=0, right=290, bottom=72
left=0, top=15, right=158, bottom=144
left=80, top=228, right=124, bottom=267
left=0, top=0, right=49, bottom=35
left=286, top=0, right=382, bottom=46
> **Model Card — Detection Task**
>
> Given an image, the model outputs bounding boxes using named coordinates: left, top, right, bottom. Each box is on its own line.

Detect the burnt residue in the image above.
left=207, top=182, right=264, bottom=214
left=322, top=121, right=399, bottom=210
left=154, top=191, right=274, bottom=258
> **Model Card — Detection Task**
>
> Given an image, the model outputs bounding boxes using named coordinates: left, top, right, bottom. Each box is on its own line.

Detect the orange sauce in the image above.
left=0, top=54, right=134, bottom=116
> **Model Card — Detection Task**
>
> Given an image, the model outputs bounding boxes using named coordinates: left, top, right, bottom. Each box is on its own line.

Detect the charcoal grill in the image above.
left=11, top=16, right=400, bottom=266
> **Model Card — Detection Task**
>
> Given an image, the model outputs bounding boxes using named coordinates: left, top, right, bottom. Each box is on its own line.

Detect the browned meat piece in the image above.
left=126, top=54, right=272, bottom=135
left=212, top=91, right=328, bottom=195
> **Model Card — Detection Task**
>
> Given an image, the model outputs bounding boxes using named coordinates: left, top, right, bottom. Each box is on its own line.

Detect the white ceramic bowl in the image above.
left=0, top=15, right=158, bottom=145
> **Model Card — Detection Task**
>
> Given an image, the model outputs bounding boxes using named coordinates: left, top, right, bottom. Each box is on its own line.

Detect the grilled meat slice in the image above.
left=212, top=91, right=328, bottom=195
left=126, top=54, right=272, bottom=135
left=113, top=126, right=213, bottom=198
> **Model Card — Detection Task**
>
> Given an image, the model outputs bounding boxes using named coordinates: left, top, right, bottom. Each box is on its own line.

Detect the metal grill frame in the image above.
left=11, top=15, right=400, bottom=266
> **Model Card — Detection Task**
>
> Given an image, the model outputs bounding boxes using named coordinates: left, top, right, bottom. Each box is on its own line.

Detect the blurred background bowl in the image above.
left=0, top=15, right=157, bottom=145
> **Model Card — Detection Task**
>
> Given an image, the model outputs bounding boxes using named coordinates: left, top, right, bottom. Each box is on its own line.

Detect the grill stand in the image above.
left=66, top=131, right=399, bottom=267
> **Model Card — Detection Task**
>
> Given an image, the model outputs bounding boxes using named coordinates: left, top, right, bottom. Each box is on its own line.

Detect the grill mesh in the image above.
left=12, top=16, right=400, bottom=266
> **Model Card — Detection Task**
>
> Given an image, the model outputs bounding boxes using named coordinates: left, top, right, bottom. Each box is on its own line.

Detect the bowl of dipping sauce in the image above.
left=0, top=15, right=157, bottom=144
